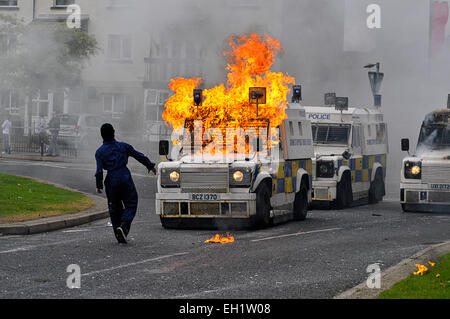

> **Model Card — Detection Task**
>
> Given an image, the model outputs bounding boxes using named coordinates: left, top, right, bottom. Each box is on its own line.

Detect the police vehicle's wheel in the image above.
left=369, top=169, right=384, bottom=204
left=336, top=174, right=352, bottom=209
left=253, top=182, right=272, bottom=228
left=293, top=184, right=308, bottom=221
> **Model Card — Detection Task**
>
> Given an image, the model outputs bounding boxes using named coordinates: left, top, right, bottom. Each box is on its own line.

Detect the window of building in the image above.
left=0, top=34, right=7, bottom=57
left=297, top=122, right=303, bottom=136
left=54, top=0, right=74, bottom=7
left=107, top=34, right=132, bottom=61
left=32, top=90, right=50, bottom=117
left=149, top=62, right=162, bottom=82
left=145, top=89, right=169, bottom=122
left=103, top=93, right=132, bottom=118
left=0, top=90, right=19, bottom=115
left=0, top=33, right=15, bottom=57
left=0, top=1, right=18, bottom=7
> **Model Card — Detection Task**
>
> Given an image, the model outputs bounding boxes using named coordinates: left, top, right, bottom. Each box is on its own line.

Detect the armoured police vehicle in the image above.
left=304, top=96, right=388, bottom=208
left=156, top=87, right=315, bottom=229
left=400, top=102, right=450, bottom=213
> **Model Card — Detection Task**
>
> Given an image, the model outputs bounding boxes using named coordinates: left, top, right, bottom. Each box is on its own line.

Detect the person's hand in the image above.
left=96, top=188, right=103, bottom=194
left=149, top=167, right=157, bottom=175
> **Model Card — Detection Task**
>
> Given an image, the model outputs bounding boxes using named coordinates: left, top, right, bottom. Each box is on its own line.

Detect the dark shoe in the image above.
left=116, top=227, right=127, bottom=244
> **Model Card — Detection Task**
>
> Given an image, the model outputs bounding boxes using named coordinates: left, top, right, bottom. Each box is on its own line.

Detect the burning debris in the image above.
left=204, top=233, right=235, bottom=244
left=412, top=261, right=436, bottom=276
left=162, top=33, right=295, bottom=154
left=413, top=264, right=429, bottom=276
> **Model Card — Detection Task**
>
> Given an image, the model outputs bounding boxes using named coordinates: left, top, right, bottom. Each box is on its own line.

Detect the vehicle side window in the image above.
left=352, top=126, right=361, bottom=148
left=376, top=123, right=386, bottom=144
left=289, top=121, right=294, bottom=136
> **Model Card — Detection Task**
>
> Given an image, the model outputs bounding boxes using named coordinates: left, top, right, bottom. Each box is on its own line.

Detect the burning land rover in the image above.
left=154, top=34, right=314, bottom=229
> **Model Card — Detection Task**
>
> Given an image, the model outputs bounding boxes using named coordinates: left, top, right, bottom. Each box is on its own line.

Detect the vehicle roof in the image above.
left=424, top=108, right=450, bottom=125
left=303, top=105, right=384, bottom=123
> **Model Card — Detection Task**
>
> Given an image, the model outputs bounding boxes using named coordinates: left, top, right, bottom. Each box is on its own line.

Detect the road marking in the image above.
left=62, top=229, right=92, bottom=233
left=81, top=252, right=189, bottom=277
left=172, top=283, right=247, bottom=298
left=0, top=246, right=32, bottom=254
left=250, top=227, right=342, bottom=242
left=0, top=239, right=80, bottom=254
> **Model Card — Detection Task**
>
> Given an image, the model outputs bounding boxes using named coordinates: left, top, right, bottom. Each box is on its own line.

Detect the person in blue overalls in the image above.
left=95, top=123, right=156, bottom=244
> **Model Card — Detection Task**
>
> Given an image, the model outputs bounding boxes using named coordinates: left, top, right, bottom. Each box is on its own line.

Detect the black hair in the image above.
left=100, top=123, right=115, bottom=141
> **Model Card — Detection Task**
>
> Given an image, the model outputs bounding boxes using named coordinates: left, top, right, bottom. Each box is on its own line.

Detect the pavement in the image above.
left=0, top=158, right=449, bottom=299
left=335, top=240, right=450, bottom=298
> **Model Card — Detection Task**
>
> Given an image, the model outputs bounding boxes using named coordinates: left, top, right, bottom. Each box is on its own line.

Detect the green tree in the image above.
left=0, top=14, right=99, bottom=128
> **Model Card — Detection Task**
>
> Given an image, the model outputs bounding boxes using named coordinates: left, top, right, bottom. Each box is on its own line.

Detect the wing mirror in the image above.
left=401, top=138, right=410, bottom=152
left=342, top=150, right=351, bottom=160
left=159, top=140, right=169, bottom=156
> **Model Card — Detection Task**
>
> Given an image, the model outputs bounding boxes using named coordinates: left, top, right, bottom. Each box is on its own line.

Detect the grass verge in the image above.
left=378, top=253, right=450, bottom=299
left=0, top=173, right=95, bottom=223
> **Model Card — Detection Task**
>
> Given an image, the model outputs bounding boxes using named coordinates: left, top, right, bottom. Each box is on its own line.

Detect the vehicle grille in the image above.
left=429, top=191, right=450, bottom=203
left=405, top=191, right=419, bottom=203
left=422, top=165, right=450, bottom=184
left=162, top=202, right=248, bottom=216
left=181, top=166, right=229, bottom=193
left=314, top=188, right=329, bottom=200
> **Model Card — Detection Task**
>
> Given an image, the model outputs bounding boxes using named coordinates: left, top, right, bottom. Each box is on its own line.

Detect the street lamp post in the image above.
left=364, top=62, right=384, bottom=107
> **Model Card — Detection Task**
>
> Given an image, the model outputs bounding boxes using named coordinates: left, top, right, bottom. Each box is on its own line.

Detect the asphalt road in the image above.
left=0, top=159, right=449, bottom=299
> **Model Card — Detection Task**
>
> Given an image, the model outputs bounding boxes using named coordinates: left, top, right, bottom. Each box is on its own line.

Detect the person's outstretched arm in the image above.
left=95, top=150, right=104, bottom=192
left=126, top=144, right=156, bottom=174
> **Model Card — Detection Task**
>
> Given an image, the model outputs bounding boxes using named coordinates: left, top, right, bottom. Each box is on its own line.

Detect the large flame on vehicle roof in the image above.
left=162, top=33, right=295, bottom=152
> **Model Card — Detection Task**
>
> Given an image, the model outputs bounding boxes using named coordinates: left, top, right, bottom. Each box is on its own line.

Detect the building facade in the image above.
left=0, top=0, right=283, bottom=139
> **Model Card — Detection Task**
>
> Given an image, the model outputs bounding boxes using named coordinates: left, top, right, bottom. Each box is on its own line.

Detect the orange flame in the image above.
left=413, top=264, right=429, bottom=276
left=204, top=233, right=235, bottom=244
left=162, top=33, right=294, bottom=153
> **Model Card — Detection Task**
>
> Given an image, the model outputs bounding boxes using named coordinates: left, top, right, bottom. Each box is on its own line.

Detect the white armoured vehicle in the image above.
left=304, top=98, right=388, bottom=209
left=400, top=106, right=450, bottom=213
left=155, top=88, right=315, bottom=229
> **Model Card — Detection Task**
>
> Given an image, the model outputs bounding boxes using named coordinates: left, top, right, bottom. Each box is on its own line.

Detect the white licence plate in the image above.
left=430, top=184, right=450, bottom=190
left=190, top=193, right=220, bottom=201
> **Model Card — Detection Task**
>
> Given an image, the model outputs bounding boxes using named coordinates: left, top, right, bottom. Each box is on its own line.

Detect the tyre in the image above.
left=293, top=184, right=308, bottom=221
left=335, top=174, right=352, bottom=209
left=369, top=169, right=384, bottom=204
left=252, top=182, right=272, bottom=228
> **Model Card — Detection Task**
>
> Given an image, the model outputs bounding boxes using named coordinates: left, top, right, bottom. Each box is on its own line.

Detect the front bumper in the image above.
left=156, top=193, right=257, bottom=219
left=400, top=182, right=450, bottom=212
left=311, top=180, right=337, bottom=201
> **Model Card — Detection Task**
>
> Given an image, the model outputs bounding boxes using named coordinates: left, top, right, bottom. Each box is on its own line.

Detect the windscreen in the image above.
left=181, top=119, right=271, bottom=155
left=311, top=124, right=351, bottom=145
left=417, top=124, right=450, bottom=149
